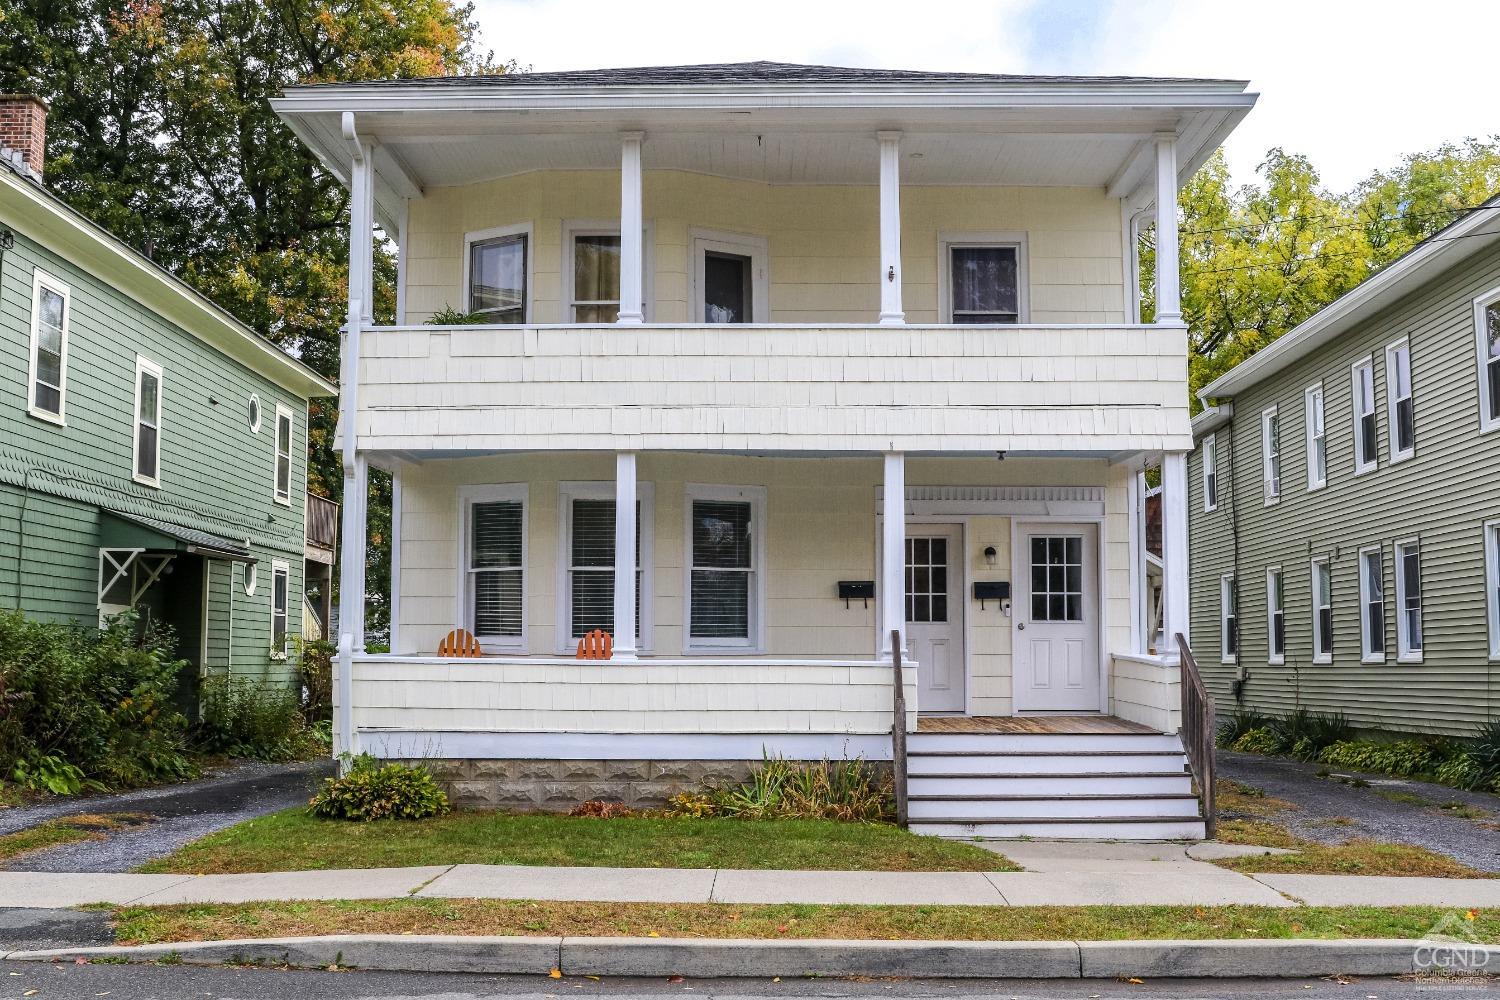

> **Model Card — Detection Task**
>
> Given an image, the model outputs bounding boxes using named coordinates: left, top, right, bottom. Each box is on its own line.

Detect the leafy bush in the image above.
left=308, top=753, right=450, bottom=821
left=1221, top=709, right=1352, bottom=761
left=293, top=639, right=335, bottom=724
left=193, top=676, right=318, bottom=762
left=1463, top=719, right=1500, bottom=791
left=667, top=757, right=893, bottom=822
left=1230, top=726, right=1285, bottom=756
left=1318, top=738, right=1457, bottom=777
left=1218, top=710, right=1277, bottom=748
left=0, top=610, right=195, bottom=791
left=568, top=799, right=635, bottom=818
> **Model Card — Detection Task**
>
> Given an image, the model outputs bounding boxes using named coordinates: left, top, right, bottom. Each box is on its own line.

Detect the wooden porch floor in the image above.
left=915, top=715, right=1158, bottom=735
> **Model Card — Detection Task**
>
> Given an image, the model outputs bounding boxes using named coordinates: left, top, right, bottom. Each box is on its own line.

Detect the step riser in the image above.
left=908, top=798, right=1202, bottom=820
left=908, top=754, right=1186, bottom=775
left=907, top=775, right=1193, bottom=797
left=908, top=733, right=1183, bottom=753
left=911, top=820, right=1208, bottom=841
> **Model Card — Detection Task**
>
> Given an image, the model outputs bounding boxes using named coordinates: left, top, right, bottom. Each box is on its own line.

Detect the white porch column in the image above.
left=617, top=131, right=645, bottom=324
left=1127, top=468, right=1146, bottom=654
left=881, top=452, right=906, bottom=658
left=1153, top=132, right=1182, bottom=325
left=876, top=131, right=905, bottom=325
left=1161, top=451, right=1190, bottom=661
left=613, top=451, right=639, bottom=659
left=343, top=113, right=376, bottom=324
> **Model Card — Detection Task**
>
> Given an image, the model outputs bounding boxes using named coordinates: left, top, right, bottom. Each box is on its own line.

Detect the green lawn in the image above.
left=111, top=898, right=1500, bottom=945
left=138, top=808, right=1017, bottom=874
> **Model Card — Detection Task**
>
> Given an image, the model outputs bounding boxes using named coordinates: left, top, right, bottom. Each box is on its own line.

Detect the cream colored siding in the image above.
left=403, top=171, right=1125, bottom=325
left=1190, top=245, right=1500, bottom=736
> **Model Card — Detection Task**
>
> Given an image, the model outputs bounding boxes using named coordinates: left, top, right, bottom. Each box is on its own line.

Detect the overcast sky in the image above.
left=471, top=0, right=1497, bottom=193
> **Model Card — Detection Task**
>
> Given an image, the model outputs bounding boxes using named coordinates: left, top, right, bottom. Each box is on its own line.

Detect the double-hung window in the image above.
left=1202, top=434, right=1219, bottom=511
left=1261, top=406, right=1281, bottom=503
left=1394, top=539, right=1423, bottom=662
left=1359, top=546, right=1385, bottom=662
left=1475, top=286, right=1500, bottom=433
left=1220, top=574, right=1238, bottom=663
left=466, top=227, right=529, bottom=323
left=559, top=483, right=652, bottom=647
left=1352, top=357, right=1378, bottom=474
left=1266, top=567, right=1285, bottom=665
left=1304, top=384, right=1327, bottom=489
left=270, top=561, right=290, bottom=656
left=943, top=236, right=1025, bottom=323
left=27, top=271, right=69, bottom=423
left=1385, top=339, right=1415, bottom=461
left=132, top=357, right=163, bottom=487
left=1311, top=557, right=1333, bottom=664
left=686, top=486, right=764, bottom=650
left=462, top=485, right=526, bottom=649
left=273, top=405, right=294, bottom=505
left=1486, top=520, right=1500, bottom=659
left=568, top=229, right=622, bottom=322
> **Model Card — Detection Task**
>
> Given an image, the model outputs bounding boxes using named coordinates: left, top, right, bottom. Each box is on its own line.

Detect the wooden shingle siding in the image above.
left=1190, top=245, right=1500, bottom=736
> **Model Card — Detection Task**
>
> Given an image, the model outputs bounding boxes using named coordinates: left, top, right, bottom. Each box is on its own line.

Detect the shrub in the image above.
left=568, top=799, right=635, bottom=818
left=1218, top=710, right=1277, bottom=748
left=1318, top=738, right=1457, bottom=777
left=308, top=754, right=449, bottom=821
left=193, top=676, right=315, bottom=762
left=1464, top=719, right=1500, bottom=791
left=293, top=639, right=335, bottom=724
left=1230, top=726, right=1285, bottom=756
left=667, top=757, right=894, bottom=822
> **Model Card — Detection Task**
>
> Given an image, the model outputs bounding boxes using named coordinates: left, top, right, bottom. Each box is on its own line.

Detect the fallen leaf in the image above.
left=648, top=931, right=661, bottom=938
left=585, top=976, right=600, bottom=981
left=1127, top=978, right=1145, bottom=985
left=667, top=976, right=685, bottom=984
left=549, top=968, right=563, bottom=979
left=773, top=977, right=781, bottom=983
left=74, top=957, right=89, bottom=966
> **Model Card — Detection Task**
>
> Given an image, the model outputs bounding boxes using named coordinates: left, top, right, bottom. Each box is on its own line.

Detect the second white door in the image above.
left=905, top=525, right=965, bottom=714
left=1013, top=523, right=1101, bottom=713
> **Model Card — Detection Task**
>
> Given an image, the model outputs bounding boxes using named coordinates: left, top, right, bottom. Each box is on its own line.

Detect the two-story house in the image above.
left=1189, top=195, right=1500, bottom=738
left=0, top=96, right=338, bottom=695
left=275, top=62, right=1258, bottom=838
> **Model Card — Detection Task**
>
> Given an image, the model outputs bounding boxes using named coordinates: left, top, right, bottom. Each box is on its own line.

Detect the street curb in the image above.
left=3, top=935, right=1493, bottom=978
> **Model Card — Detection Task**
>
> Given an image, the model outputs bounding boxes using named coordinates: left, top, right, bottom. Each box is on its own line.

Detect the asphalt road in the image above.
left=2, top=963, right=1492, bottom=1000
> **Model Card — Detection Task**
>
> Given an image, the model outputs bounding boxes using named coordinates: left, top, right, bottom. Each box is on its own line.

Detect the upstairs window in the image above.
left=944, top=238, right=1024, bottom=323
left=1476, top=287, right=1500, bottom=433
left=569, top=231, right=622, bottom=322
left=1220, top=574, right=1238, bottom=663
left=1202, top=434, right=1219, bottom=511
left=466, top=228, right=528, bottom=323
left=27, top=271, right=69, bottom=423
left=1395, top=539, right=1423, bottom=661
left=1311, top=557, right=1333, bottom=664
left=1352, top=357, right=1378, bottom=474
left=133, top=357, right=163, bottom=487
left=1266, top=567, right=1285, bottom=665
left=463, top=486, right=526, bottom=649
left=1385, top=339, right=1414, bottom=461
left=274, top=405, right=294, bottom=505
left=687, top=487, right=763, bottom=650
left=1304, top=383, right=1327, bottom=489
left=1261, top=406, right=1281, bottom=503
left=1359, top=546, right=1385, bottom=662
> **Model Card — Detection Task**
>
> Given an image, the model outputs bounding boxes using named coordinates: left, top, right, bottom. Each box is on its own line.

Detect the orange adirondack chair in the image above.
left=438, top=628, right=483, bottom=658
left=576, top=629, right=613, bottom=660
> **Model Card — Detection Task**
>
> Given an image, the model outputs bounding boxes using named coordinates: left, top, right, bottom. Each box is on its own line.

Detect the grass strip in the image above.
left=0, top=813, right=147, bottom=862
left=137, top=808, right=1017, bottom=874
left=110, top=898, right=1500, bottom=946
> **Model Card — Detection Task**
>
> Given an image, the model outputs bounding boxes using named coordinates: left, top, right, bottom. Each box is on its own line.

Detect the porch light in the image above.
left=983, top=546, right=997, bottom=567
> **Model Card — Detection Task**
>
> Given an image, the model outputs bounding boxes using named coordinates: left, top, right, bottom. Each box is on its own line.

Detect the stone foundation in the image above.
left=416, top=759, right=763, bottom=811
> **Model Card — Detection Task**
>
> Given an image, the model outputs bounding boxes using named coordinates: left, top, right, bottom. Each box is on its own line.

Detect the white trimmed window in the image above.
left=274, top=404, right=294, bottom=505
left=1385, top=338, right=1414, bottom=461
left=27, top=270, right=69, bottom=423
left=685, top=485, right=765, bottom=651
left=132, top=357, right=163, bottom=487
left=1395, top=539, right=1423, bottom=662
left=460, top=485, right=527, bottom=650
left=1311, top=557, right=1333, bottom=664
left=1220, top=574, right=1238, bottom=663
left=1359, top=546, right=1385, bottom=663
left=1486, top=520, right=1500, bottom=659
left=567, top=227, right=621, bottom=322
left=465, top=225, right=529, bottom=323
left=1202, top=434, right=1219, bottom=511
left=1352, top=357, right=1378, bottom=474
left=270, top=560, right=290, bottom=657
left=1304, top=383, right=1327, bottom=489
left=1266, top=566, right=1285, bottom=665
left=558, top=482, right=654, bottom=648
left=940, top=234, right=1028, bottom=323
left=1261, top=406, right=1281, bottom=503
left=1475, top=286, right=1500, bottom=433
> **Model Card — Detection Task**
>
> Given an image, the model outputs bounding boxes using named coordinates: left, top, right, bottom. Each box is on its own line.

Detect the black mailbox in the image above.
left=972, top=581, right=1010, bottom=609
left=838, top=580, right=875, bottom=608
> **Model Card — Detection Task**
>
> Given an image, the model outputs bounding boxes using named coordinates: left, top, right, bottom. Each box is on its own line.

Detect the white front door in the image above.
left=1014, top=523, right=1101, bottom=713
left=905, top=525, right=965, bottom=714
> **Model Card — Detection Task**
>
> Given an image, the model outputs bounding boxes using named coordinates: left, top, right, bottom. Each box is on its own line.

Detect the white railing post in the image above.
left=881, top=452, right=906, bottom=658
left=613, top=451, right=639, bottom=659
left=1154, top=132, right=1182, bottom=325
left=877, top=130, right=905, bottom=325
left=618, top=131, right=645, bottom=324
left=1161, top=451, right=1190, bottom=662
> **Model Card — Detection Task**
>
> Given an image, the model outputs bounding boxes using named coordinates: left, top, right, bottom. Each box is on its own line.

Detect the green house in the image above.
left=0, top=96, right=337, bottom=691
left=1189, top=194, right=1500, bottom=737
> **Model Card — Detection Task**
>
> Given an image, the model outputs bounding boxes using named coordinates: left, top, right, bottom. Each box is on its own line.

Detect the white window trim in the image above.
left=1384, top=337, right=1415, bottom=463
left=1473, top=284, right=1500, bottom=434
left=273, top=403, right=294, bottom=506
left=461, top=222, right=533, bottom=323
left=562, top=219, right=655, bottom=323
left=1304, top=382, right=1327, bottom=491
left=244, top=562, right=257, bottom=597
left=1351, top=356, right=1378, bottom=475
left=270, top=560, right=290, bottom=660
left=27, top=269, right=71, bottom=425
left=131, top=356, right=163, bottom=488
left=1202, top=433, right=1218, bottom=512
left=1260, top=405, right=1281, bottom=505
left=937, top=231, right=1030, bottom=324
left=1219, top=573, right=1237, bottom=664
left=1265, top=566, right=1285, bottom=666
left=682, top=483, right=767, bottom=655
left=555, top=480, right=656, bottom=654
left=1358, top=544, right=1386, bottom=664
left=247, top=393, right=262, bottom=434
left=456, top=483, right=529, bottom=653
left=1394, top=537, right=1424, bottom=664
left=1485, top=519, right=1500, bottom=661
left=1311, top=556, right=1332, bottom=665
left=689, top=227, right=768, bottom=324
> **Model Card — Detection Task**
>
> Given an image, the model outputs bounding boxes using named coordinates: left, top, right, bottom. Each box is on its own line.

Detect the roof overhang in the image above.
left=100, top=510, right=254, bottom=561
left=1190, top=403, right=1234, bottom=441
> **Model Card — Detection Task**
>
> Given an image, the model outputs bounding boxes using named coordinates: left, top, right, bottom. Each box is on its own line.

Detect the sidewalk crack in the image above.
left=981, top=871, right=1011, bottom=905
left=408, top=864, right=456, bottom=897
left=1246, top=873, right=1305, bottom=905
left=122, top=874, right=198, bottom=906
left=707, top=868, right=721, bottom=903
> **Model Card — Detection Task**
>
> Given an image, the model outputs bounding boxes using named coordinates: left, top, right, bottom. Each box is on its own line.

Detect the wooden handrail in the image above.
left=1175, top=633, right=1217, bottom=838
left=890, top=629, right=909, bottom=829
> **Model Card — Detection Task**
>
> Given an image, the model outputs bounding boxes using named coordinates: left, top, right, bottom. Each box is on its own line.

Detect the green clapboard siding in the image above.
left=0, top=220, right=314, bottom=686
left=1189, top=244, right=1500, bottom=737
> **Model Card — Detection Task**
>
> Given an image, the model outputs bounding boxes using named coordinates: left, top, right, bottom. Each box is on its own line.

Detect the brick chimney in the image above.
left=0, top=95, right=48, bottom=178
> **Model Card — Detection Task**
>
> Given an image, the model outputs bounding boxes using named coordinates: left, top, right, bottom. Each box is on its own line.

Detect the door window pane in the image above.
left=469, top=234, right=527, bottom=322
left=1030, top=535, right=1084, bottom=622
left=904, top=536, right=948, bottom=624
left=950, top=246, right=1019, bottom=323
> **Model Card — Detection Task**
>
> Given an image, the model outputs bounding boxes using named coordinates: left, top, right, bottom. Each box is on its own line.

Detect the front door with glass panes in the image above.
left=1013, top=523, right=1100, bottom=713
left=904, top=526, right=965, bottom=714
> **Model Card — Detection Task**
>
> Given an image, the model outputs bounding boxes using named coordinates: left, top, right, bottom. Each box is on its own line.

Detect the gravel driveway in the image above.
left=1219, top=749, right=1500, bottom=872
left=0, top=758, right=334, bottom=873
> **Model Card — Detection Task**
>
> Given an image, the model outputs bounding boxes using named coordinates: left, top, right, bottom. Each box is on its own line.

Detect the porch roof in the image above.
left=100, top=510, right=253, bottom=562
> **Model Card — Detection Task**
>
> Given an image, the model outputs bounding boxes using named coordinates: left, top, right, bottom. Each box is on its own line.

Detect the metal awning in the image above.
left=99, top=510, right=254, bottom=562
